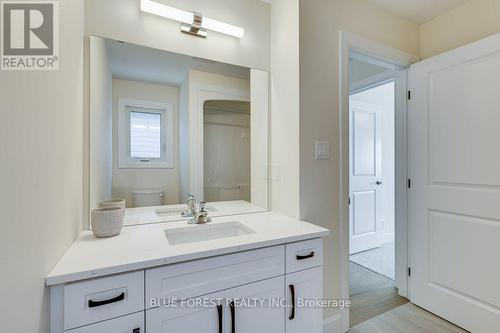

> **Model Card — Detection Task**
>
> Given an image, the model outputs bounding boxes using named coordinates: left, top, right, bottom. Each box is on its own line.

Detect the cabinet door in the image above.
left=286, top=267, right=323, bottom=333
left=66, top=311, right=144, bottom=333
left=224, top=276, right=285, bottom=333
left=146, top=291, right=224, bottom=333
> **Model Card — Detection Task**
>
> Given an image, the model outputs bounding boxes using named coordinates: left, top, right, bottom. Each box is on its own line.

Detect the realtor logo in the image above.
left=1, top=1, right=58, bottom=70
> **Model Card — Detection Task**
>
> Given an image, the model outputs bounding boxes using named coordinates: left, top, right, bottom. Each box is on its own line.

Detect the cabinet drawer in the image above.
left=66, top=311, right=144, bottom=333
left=286, top=238, right=323, bottom=273
left=64, top=271, right=144, bottom=330
left=146, top=246, right=284, bottom=309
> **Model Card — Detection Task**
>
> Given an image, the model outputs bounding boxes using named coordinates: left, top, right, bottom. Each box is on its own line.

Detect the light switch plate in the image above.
left=272, top=164, right=281, bottom=181
left=315, top=141, right=330, bottom=160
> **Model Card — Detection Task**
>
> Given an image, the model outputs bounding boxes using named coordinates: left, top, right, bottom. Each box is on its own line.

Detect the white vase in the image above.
left=91, top=207, right=124, bottom=238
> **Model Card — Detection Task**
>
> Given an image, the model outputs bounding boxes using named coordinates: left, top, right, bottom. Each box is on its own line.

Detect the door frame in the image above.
left=339, top=31, right=418, bottom=330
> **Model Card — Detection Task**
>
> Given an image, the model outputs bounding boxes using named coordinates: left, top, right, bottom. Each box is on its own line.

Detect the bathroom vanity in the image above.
left=47, top=212, right=329, bottom=333
left=71, top=34, right=329, bottom=333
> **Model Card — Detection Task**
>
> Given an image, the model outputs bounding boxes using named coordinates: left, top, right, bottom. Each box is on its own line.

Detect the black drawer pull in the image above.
left=88, top=292, right=125, bottom=308
left=289, top=285, right=295, bottom=320
left=296, top=251, right=315, bottom=260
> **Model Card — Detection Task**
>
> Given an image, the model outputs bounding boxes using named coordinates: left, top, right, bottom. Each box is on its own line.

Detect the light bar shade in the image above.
left=202, top=17, right=244, bottom=39
left=140, top=0, right=245, bottom=39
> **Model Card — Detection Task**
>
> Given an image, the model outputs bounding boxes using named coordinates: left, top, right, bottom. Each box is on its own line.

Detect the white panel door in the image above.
left=224, top=276, right=285, bottom=333
left=286, top=267, right=323, bottom=333
left=408, top=32, right=500, bottom=332
left=349, top=99, right=383, bottom=254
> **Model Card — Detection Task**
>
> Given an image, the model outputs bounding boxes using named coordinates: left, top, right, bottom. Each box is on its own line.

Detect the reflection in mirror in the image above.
left=204, top=100, right=251, bottom=202
left=87, top=36, right=269, bottom=228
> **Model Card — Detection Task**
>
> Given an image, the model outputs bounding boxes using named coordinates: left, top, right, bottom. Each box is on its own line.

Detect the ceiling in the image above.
left=365, top=0, right=470, bottom=24
left=106, top=39, right=250, bottom=86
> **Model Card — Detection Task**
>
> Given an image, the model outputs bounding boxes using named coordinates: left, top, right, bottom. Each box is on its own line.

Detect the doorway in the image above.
left=347, top=58, right=408, bottom=327
left=339, top=31, right=418, bottom=330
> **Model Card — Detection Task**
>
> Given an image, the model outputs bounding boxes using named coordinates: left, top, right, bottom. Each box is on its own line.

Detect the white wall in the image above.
left=250, top=69, right=270, bottom=209
left=89, top=37, right=113, bottom=210
left=420, top=0, right=500, bottom=59
left=350, top=81, right=395, bottom=240
left=112, top=78, right=180, bottom=206
left=299, top=0, right=419, bottom=323
left=85, top=0, right=271, bottom=70
left=267, top=0, right=301, bottom=219
left=178, top=77, right=190, bottom=201
left=0, top=1, right=84, bottom=332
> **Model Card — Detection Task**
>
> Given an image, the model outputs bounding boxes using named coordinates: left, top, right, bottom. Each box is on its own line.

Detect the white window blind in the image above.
left=129, top=110, right=162, bottom=160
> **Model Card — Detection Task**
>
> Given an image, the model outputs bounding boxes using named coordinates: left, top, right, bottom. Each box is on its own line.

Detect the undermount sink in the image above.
left=164, top=221, right=255, bottom=245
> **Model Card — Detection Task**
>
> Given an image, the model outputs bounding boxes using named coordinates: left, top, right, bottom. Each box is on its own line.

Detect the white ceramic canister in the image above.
left=91, top=207, right=124, bottom=238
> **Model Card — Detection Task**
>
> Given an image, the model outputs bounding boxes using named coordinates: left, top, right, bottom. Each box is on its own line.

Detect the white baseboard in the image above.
left=323, top=309, right=349, bottom=333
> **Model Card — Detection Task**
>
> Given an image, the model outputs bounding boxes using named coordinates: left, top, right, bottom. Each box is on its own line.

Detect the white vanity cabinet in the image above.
left=286, top=267, right=323, bottom=333
left=49, top=238, right=324, bottom=333
left=224, top=276, right=285, bottom=333
left=147, top=277, right=285, bottom=333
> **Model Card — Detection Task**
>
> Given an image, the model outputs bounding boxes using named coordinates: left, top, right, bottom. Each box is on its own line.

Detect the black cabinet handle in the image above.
left=88, top=292, right=125, bottom=308
left=296, top=251, right=315, bottom=261
left=132, top=329, right=140, bottom=333
left=217, top=305, right=223, bottom=333
left=230, top=300, right=236, bottom=333
left=289, top=285, right=295, bottom=320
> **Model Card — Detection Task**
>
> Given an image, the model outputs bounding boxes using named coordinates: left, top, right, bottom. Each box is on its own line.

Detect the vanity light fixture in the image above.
left=140, top=0, right=245, bottom=39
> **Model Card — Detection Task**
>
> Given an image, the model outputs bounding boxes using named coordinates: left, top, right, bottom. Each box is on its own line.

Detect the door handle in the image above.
left=289, top=284, right=295, bottom=320
left=230, top=300, right=235, bottom=333
left=376, top=180, right=383, bottom=185
left=217, top=305, right=223, bottom=333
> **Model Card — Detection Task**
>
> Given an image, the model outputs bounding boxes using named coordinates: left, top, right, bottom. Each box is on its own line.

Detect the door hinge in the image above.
left=408, top=267, right=412, bottom=277
left=407, top=90, right=411, bottom=100
left=348, top=197, right=351, bottom=205
left=407, top=178, right=412, bottom=189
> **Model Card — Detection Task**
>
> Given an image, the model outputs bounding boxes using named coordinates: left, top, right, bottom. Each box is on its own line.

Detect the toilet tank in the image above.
left=132, top=189, right=164, bottom=207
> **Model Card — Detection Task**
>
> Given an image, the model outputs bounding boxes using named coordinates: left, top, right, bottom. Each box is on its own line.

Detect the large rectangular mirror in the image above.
left=87, top=36, right=269, bottom=228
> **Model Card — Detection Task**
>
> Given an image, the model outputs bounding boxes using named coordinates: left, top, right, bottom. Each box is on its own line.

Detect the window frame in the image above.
left=117, top=98, right=174, bottom=169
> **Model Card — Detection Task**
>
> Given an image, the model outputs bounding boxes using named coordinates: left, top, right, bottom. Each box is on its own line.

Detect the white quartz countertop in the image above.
left=46, top=212, right=329, bottom=286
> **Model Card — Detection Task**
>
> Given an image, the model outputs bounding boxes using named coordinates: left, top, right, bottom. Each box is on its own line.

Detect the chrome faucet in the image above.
left=187, top=201, right=212, bottom=225
left=181, top=194, right=197, bottom=218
